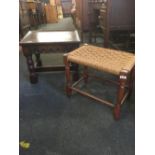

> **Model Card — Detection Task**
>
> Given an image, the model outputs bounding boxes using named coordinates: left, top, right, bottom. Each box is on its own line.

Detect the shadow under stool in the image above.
left=64, top=44, right=135, bottom=120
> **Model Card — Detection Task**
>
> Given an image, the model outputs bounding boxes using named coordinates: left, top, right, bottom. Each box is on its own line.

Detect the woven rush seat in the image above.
left=67, top=44, right=135, bottom=75
left=64, top=44, right=135, bottom=120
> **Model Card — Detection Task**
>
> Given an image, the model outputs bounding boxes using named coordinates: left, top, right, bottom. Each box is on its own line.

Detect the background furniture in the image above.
left=61, top=0, right=72, bottom=17
left=88, top=3, right=103, bottom=43
left=36, top=2, right=47, bottom=24
left=19, top=0, right=31, bottom=39
left=49, top=0, right=63, bottom=20
left=98, top=0, right=135, bottom=47
left=64, top=44, right=135, bottom=119
left=20, top=30, right=81, bottom=83
left=73, top=0, right=104, bottom=34
left=19, top=0, right=47, bottom=38
left=73, top=0, right=135, bottom=47
left=45, top=4, right=58, bottom=23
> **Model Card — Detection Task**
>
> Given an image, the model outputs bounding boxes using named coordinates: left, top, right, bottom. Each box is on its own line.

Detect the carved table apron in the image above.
left=20, top=30, right=81, bottom=83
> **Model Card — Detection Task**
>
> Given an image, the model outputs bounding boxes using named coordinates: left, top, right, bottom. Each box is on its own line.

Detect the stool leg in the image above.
left=114, top=70, right=128, bottom=120
left=128, top=66, right=135, bottom=99
left=83, top=66, right=88, bottom=84
left=64, top=54, right=72, bottom=96
left=127, top=67, right=135, bottom=111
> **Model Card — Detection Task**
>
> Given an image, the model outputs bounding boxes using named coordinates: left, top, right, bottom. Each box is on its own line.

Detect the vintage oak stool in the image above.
left=64, top=44, right=135, bottom=120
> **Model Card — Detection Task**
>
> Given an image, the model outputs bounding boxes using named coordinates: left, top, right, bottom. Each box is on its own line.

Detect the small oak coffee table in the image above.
left=20, top=30, right=81, bottom=83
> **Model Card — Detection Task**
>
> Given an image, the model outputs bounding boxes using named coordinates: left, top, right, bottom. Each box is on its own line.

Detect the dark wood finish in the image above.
left=20, top=30, right=81, bottom=83
left=99, top=0, right=135, bottom=47
left=64, top=54, right=72, bottom=96
left=109, top=0, right=135, bottom=30
left=23, top=47, right=38, bottom=83
left=19, top=0, right=47, bottom=38
left=75, top=0, right=88, bottom=31
left=73, top=0, right=103, bottom=42
left=99, top=3, right=110, bottom=47
left=128, top=66, right=135, bottom=99
left=27, top=1, right=47, bottom=27
left=35, top=53, right=42, bottom=67
left=69, top=0, right=134, bottom=46
left=74, top=0, right=83, bottom=41
left=36, top=2, right=47, bottom=24
left=74, top=0, right=103, bottom=32
left=88, top=5, right=101, bottom=43
left=19, top=0, right=31, bottom=38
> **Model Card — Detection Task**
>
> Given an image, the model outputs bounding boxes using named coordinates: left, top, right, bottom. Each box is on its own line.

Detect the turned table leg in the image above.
left=64, top=54, right=72, bottom=96
left=26, top=55, right=38, bottom=84
left=35, top=53, right=42, bottom=67
left=22, top=47, right=38, bottom=84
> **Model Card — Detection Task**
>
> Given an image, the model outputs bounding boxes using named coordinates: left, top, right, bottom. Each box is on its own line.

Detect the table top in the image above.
left=20, top=30, right=81, bottom=45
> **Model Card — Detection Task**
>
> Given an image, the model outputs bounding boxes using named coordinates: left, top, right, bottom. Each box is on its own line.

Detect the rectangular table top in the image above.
left=20, top=30, right=81, bottom=45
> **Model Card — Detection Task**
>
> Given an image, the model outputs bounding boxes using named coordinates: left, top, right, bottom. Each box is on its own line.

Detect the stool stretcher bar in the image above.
left=71, top=76, right=129, bottom=108
left=71, top=86, right=114, bottom=107
left=88, top=73, right=120, bottom=86
left=72, top=77, right=84, bottom=87
left=120, top=91, right=129, bottom=105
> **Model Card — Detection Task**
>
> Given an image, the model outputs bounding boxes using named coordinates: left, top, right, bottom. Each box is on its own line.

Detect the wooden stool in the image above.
left=64, top=44, right=135, bottom=120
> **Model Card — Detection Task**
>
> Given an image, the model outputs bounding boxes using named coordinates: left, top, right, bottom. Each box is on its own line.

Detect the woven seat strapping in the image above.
left=67, top=44, right=135, bottom=75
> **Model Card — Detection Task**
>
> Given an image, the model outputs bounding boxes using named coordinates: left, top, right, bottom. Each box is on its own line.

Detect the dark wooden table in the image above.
left=20, top=30, right=81, bottom=83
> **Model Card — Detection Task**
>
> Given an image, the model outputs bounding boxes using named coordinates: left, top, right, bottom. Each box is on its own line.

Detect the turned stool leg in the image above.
left=128, top=66, right=135, bottom=99
left=83, top=66, right=88, bottom=84
left=114, top=70, right=128, bottom=120
left=35, top=53, right=42, bottom=67
left=64, top=54, right=72, bottom=96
